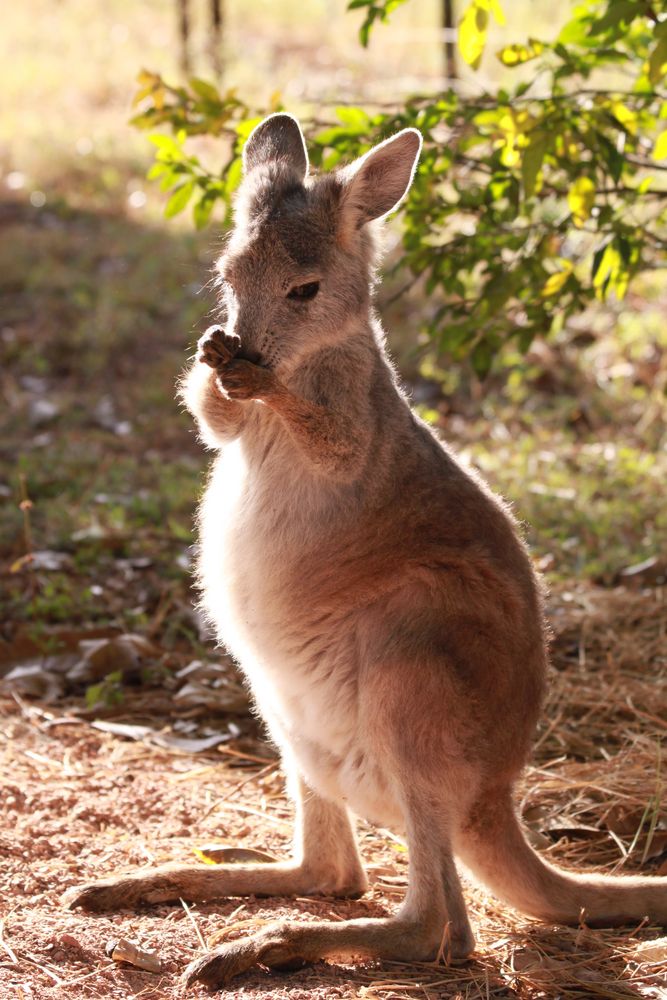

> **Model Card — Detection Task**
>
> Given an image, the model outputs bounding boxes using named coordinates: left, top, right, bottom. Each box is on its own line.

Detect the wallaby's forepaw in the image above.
left=197, top=325, right=241, bottom=369
left=183, top=923, right=308, bottom=989
left=216, top=358, right=278, bottom=401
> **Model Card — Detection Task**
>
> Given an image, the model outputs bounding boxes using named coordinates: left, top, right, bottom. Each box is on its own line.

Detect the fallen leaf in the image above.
left=1, top=664, right=64, bottom=702
left=194, top=845, right=277, bottom=865
left=90, top=721, right=232, bottom=753
left=631, top=937, right=667, bottom=963
left=174, top=679, right=249, bottom=713
left=67, top=634, right=159, bottom=684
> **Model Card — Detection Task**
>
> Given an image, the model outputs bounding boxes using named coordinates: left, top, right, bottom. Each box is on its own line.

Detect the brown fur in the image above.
left=68, top=113, right=666, bottom=989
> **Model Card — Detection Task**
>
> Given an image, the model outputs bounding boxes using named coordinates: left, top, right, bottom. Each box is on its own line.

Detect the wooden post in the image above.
left=443, top=0, right=457, bottom=82
left=178, top=0, right=190, bottom=76
left=210, top=0, right=223, bottom=80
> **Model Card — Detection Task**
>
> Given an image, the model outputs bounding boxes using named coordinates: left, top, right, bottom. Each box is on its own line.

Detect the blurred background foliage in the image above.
left=132, top=0, right=667, bottom=378
left=1, top=0, right=666, bottom=657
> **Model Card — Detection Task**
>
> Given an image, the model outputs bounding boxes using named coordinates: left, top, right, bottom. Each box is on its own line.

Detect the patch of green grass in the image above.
left=23, top=574, right=98, bottom=624
left=463, top=435, right=666, bottom=583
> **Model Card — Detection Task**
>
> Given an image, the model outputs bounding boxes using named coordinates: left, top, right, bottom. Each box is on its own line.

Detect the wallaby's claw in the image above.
left=197, top=325, right=241, bottom=368
left=182, top=925, right=308, bottom=989
left=65, top=878, right=135, bottom=912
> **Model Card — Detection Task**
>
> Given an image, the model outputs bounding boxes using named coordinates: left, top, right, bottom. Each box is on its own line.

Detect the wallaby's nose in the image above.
left=229, top=310, right=265, bottom=366
left=236, top=346, right=263, bottom=365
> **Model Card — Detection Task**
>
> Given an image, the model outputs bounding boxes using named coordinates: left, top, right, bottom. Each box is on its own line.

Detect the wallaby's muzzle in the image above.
left=227, top=302, right=271, bottom=368
left=235, top=344, right=263, bottom=366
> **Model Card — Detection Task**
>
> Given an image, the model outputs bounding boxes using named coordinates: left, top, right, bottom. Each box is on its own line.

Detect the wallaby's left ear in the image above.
left=243, top=113, right=309, bottom=181
left=339, top=128, right=422, bottom=229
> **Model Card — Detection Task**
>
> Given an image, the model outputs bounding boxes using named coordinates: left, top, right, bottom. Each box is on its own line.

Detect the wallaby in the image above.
left=70, top=114, right=666, bottom=989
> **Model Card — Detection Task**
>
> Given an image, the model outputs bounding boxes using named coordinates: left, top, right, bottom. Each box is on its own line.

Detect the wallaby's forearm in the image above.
left=263, top=383, right=368, bottom=477
left=208, top=348, right=372, bottom=477
left=180, top=362, right=247, bottom=447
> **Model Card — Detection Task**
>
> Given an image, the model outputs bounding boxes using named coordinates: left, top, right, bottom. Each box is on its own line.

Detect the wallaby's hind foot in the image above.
left=66, top=856, right=367, bottom=913
left=183, top=915, right=475, bottom=990
left=182, top=793, right=475, bottom=987
left=66, top=863, right=197, bottom=912
left=68, top=782, right=368, bottom=912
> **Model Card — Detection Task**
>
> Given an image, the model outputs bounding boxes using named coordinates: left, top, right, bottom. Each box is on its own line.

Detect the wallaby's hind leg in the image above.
left=67, top=773, right=367, bottom=912
left=184, top=796, right=474, bottom=989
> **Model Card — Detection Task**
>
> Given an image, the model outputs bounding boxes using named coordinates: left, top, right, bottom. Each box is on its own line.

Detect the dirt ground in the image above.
left=1, top=583, right=665, bottom=1000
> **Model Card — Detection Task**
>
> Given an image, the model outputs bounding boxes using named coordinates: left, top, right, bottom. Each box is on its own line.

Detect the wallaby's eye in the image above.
left=287, top=281, right=320, bottom=301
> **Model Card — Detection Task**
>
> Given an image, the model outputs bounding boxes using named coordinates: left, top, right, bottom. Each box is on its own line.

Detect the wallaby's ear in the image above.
left=339, top=128, right=422, bottom=230
left=243, top=113, right=309, bottom=181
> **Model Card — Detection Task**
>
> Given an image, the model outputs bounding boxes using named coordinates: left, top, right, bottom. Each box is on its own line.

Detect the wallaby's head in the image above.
left=215, top=113, right=421, bottom=373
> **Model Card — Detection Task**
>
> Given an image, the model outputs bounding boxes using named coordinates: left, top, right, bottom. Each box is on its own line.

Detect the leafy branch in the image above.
left=131, top=1, right=667, bottom=376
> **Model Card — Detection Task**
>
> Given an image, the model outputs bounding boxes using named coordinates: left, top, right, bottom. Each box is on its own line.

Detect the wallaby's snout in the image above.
left=226, top=310, right=267, bottom=367
left=216, top=271, right=274, bottom=367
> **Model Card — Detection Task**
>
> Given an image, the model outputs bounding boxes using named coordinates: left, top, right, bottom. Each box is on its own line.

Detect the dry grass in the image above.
left=0, top=582, right=665, bottom=999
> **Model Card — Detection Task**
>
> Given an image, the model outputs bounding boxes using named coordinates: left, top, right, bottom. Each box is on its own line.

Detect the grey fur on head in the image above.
left=219, top=115, right=423, bottom=375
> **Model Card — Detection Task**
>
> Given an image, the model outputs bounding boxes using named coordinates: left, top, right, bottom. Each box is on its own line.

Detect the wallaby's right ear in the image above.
left=339, top=128, right=422, bottom=232
left=243, top=113, right=309, bottom=181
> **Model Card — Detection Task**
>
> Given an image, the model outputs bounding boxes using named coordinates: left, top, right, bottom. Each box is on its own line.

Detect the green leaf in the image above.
left=541, top=263, right=572, bottom=297
left=349, top=0, right=409, bottom=47
left=649, top=35, right=667, bottom=85
left=588, top=1, right=638, bottom=36
left=521, top=133, right=547, bottom=198
left=189, top=77, right=221, bottom=103
left=567, top=176, right=595, bottom=227
left=193, top=191, right=219, bottom=229
left=459, top=0, right=489, bottom=69
left=149, top=133, right=184, bottom=157
left=592, top=241, right=621, bottom=297
left=470, top=339, right=495, bottom=378
left=497, top=39, right=544, bottom=66
left=147, top=162, right=168, bottom=180
left=557, top=16, right=589, bottom=46
left=85, top=670, right=124, bottom=709
left=225, top=156, right=243, bottom=195
left=336, top=106, right=371, bottom=131
left=164, top=180, right=195, bottom=218
left=236, top=116, right=263, bottom=141
left=488, top=0, right=505, bottom=26
left=314, top=126, right=344, bottom=145
left=653, top=130, right=667, bottom=162
left=610, top=101, right=637, bottom=135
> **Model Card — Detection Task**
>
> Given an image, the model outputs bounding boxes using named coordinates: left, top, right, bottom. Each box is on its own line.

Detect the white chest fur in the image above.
left=197, top=439, right=401, bottom=828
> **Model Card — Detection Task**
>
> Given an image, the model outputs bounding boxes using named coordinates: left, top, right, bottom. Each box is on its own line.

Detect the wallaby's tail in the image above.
left=456, top=788, right=667, bottom=927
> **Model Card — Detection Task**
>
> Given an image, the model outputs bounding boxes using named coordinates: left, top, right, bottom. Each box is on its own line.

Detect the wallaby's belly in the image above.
left=197, top=445, right=404, bottom=828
